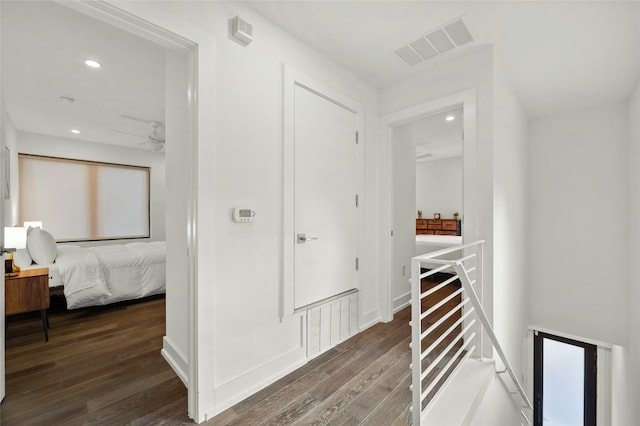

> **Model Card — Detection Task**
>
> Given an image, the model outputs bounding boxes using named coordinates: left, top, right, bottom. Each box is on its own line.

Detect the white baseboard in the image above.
left=393, top=292, right=411, bottom=313
left=211, top=346, right=307, bottom=416
left=359, top=309, right=381, bottom=332
left=161, top=336, right=188, bottom=387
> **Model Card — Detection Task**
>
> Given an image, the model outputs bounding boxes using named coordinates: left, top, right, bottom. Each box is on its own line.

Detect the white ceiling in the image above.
left=393, top=107, right=463, bottom=162
left=245, top=1, right=640, bottom=119
left=2, top=0, right=637, bottom=150
left=1, top=1, right=166, bottom=150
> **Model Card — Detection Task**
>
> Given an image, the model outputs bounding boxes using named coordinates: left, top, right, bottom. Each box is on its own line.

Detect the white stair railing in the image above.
left=410, top=240, right=532, bottom=425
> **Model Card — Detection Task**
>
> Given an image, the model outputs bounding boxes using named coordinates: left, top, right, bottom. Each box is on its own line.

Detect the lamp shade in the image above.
left=23, top=221, right=43, bottom=229
left=4, top=227, right=27, bottom=250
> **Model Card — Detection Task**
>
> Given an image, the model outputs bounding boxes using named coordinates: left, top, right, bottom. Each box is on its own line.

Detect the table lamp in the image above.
left=3, top=227, right=27, bottom=275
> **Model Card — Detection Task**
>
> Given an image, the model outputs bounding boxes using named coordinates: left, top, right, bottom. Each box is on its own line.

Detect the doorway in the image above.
left=282, top=66, right=364, bottom=318
left=380, top=89, right=477, bottom=321
left=292, top=83, right=358, bottom=310
left=534, top=331, right=597, bottom=426
left=0, top=1, right=203, bottom=420
left=389, top=106, right=464, bottom=313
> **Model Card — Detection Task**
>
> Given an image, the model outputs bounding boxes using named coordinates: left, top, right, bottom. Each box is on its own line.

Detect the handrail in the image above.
left=410, top=240, right=532, bottom=425
left=452, top=261, right=533, bottom=411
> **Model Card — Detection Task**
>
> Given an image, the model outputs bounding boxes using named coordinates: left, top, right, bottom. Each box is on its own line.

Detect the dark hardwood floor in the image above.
left=1, top=273, right=462, bottom=425
left=1, top=295, right=191, bottom=426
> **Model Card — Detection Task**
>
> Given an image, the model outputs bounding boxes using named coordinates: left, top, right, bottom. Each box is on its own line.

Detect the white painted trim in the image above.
left=525, top=329, right=613, bottom=426
left=380, top=88, right=477, bottom=324
left=213, top=345, right=307, bottom=414
left=597, top=346, right=611, bottom=426
left=528, top=326, right=614, bottom=349
left=393, top=291, right=411, bottom=313
left=60, top=2, right=215, bottom=422
left=358, top=310, right=381, bottom=332
left=282, top=64, right=365, bottom=319
left=162, top=337, right=189, bottom=386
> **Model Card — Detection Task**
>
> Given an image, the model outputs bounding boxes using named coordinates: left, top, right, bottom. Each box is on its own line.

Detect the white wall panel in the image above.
left=529, top=103, right=628, bottom=345
left=145, top=1, right=379, bottom=414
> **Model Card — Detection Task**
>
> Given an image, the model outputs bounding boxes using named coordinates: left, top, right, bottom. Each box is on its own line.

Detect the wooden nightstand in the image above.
left=5, top=267, right=50, bottom=342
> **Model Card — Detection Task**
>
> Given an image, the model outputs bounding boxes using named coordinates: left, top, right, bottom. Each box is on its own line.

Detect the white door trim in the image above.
left=54, top=1, right=215, bottom=421
left=379, top=88, right=477, bottom=322
left=282, top=64, right=364, bottom=319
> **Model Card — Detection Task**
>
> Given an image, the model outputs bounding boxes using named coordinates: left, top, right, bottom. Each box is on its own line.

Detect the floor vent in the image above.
left=394, top=17, right=474, bottom=66
left=307, top=292, right=358, bottom=358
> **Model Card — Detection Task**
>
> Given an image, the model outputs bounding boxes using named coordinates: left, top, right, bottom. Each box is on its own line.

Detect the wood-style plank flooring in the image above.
left=1, top=273, right=462, bottom=425
left=207, top=273, right=462, bottom=426
left=1, top=295, right=191, bottom=426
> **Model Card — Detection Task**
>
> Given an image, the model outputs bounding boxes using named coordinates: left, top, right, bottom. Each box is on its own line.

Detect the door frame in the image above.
left=282, top=64, right=365, bottom=319
left=379, top=88, right=477, bottom=322
left=533, top=331, right=598, bottom=426
left=47, top=1, right=216, bottom=421
left=526, top=327, right=611, bottom=426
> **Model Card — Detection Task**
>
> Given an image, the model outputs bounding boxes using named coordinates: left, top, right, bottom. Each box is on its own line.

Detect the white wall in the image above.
left=162, top=49, right=190, bottom=378
left=380, top=47, right=495, bottom=338
left=416, top=157, right=462, bottom=219
left=618, top=80, right=640, bottom=423
left=493, top=64, right=529, bottom=382
left=391, top=123, right=416, bottom=311
left=2, top=110, right=17, bottom=227
left=150, top=1, right=380, bottom=414
left=469, top=377, right=522, bottom=425
left=528, top=102, right=629, bottom=345
left=17, top=131, right=166, bottom=243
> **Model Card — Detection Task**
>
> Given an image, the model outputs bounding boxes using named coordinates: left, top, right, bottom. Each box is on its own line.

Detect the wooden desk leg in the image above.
left=40, top=310, right=49, bottom=342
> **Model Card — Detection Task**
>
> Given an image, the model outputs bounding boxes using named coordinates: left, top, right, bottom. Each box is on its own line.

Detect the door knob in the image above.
left=297, top=234, right=319, bottom=244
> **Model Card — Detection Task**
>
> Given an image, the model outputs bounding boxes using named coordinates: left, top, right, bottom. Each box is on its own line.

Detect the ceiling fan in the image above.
left=110, top=115, right=165, bottom=152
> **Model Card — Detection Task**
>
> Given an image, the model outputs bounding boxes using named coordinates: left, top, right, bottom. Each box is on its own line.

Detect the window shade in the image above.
left=19, top=154, right=150, bottom=242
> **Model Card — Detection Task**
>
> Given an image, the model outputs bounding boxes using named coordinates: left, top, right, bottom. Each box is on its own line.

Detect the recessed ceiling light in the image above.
left=71, top=129, right=80, bottom=134
left=84, top=59, right=101, bottom=69
left=446, top=115, right=455, bottom=121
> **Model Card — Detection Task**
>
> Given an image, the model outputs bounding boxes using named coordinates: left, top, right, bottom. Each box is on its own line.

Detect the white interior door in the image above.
left=293, top=84, right=357, bottom=309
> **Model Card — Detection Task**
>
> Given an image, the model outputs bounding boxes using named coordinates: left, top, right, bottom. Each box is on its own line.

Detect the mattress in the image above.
left=415, top=235, right=462, bottom=257
left=18, top=241, right=166, bottom=309
left=416, top=234, right=462, bottom=247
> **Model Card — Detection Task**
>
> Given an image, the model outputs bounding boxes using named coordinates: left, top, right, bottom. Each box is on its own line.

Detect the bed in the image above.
left=415, top=234, right=462, bottom=256
left=22, top=241, right=166, bottom=309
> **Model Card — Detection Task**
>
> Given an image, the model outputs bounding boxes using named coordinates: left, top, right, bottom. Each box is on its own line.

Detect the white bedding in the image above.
left=415, top=235, right=462, bottom=256
left=43, top=241, right=165, bottom=309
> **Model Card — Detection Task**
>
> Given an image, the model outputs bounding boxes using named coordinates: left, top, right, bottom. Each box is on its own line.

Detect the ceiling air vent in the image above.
left=394, top=18, right=474, bottom=66
left=394, top=46, right=423, bottom=66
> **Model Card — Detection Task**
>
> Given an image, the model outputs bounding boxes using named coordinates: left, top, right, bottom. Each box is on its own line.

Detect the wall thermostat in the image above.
left=233, top=208, right=256, bottom=222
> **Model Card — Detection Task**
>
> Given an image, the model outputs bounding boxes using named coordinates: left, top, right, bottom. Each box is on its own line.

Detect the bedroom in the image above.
left=390, top=105, right=464, bottom=313
left=2, top=0, right=169, bottom=304
left=0, top=1, right=191, bottom=419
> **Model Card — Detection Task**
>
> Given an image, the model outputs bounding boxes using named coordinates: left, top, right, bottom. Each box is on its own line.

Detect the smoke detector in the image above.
left=230, top=16, right=253, bottom=46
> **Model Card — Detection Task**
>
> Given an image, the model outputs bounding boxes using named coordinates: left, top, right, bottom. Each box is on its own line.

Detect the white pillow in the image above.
left=27, top=227, right=57, bottom=265
left=13, top=249, right=33, bottom=269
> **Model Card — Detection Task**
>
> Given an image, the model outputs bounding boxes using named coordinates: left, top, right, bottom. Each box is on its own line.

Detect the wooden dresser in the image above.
left=416, top=219, right=460, bottom=236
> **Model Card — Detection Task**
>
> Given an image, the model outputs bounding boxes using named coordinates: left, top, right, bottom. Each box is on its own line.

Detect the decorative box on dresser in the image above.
left=5, top=267, right=50, bottom=341
left=416, top=219, right=461, bottom=236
